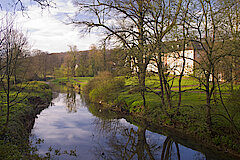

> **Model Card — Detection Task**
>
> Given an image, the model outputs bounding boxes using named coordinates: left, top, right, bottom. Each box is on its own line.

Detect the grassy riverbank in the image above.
left=50, top=77, right=93, bottom=91
left=0, top=81, right=52, bottom=159
left=84, top=73, right=240, bottom=158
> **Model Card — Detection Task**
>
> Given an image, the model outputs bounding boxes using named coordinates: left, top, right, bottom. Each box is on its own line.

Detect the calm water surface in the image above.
left=31, top=90, right=206, bottom=160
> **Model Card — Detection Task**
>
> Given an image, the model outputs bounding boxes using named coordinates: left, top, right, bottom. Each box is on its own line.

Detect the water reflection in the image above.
left=32, top=87, right=207, bottom=160
left=161, top=137, right=180, bottom=160
left=66, top=86, right=77, bottom=113
left=91, top=117, right=204, bottom=160
left=50, top=84, right=84, bottom=113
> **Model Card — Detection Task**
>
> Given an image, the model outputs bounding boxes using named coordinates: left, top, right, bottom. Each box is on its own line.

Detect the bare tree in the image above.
left=0, top=0, right=55, bottom=12
left=62, top=45, right=78, bottom=79
left=183, top=0, right=240, bottom=132
left=218, top=0, right=240, bottom=90
left=0, top=15, right=29, bottom=128
left=70, top=0, right=153, bottom=108
left=31, top=49, right=49, bottom=80
left=144, top=0, right=183, bottom=113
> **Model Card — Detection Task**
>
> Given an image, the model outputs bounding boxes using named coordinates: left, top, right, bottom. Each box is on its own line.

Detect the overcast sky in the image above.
left=1, top=0, right=100, bottom=53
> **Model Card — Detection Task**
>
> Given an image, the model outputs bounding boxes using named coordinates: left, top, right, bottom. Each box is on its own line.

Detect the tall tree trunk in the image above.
left=206, top=93, right=212, bottom=132
left=136, top=127, right=146, bottom=160
left=103, top=43, right=106, bottom=71
left=137, top=0, right=147, bottom=109
left=178, top=21, right=188, bottom=110
left=162, top=70, right=172, bottom=109
left=157, top=55, right=166, bottom=107
left=138, top=65, right=146, bottom=108
left=5, top=53, right=10, bottom=128
left=178, top=55, right=185, bottom=112
left=206, top=76, right=212, bottom=132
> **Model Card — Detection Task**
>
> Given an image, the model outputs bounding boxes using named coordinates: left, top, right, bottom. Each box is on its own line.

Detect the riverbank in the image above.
left=49, top=75, right=240, bottom=158
left=0, top=81, right=52, bottom=159
left=50, top=77, right=92, bottom=91
left=83, top=73, right=240, bottom=159
left=88, top=103, right=239, bottom=159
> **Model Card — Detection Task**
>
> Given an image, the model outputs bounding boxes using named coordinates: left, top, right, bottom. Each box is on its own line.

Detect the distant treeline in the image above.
left=25, top=46, right=130, bottom=80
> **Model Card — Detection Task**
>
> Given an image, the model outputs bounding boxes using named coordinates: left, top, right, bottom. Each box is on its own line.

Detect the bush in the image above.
left=85, top=71, right=125, bottom=103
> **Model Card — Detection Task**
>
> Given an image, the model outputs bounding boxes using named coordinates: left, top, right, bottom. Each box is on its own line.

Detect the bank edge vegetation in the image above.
left=0, top=0, right=239, bottom=159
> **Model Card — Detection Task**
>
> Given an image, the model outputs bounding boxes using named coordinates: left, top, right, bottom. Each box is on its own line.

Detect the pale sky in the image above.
left=1, top=0, right=101, bottom=53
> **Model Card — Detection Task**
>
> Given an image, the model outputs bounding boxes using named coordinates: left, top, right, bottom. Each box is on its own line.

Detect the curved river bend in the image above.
left=30, top=88, right=226, bottom=160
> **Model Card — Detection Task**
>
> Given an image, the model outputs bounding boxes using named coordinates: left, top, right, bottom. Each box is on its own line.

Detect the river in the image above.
left=30, top=86, right=228, bottom=160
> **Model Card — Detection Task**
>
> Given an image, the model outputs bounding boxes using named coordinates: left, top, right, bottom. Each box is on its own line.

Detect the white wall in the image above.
left=146, top=49, right=195, bottom=75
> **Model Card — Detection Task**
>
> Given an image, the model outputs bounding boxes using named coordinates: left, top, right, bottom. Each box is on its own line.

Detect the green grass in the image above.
left=86, top=75, right=239, bottom=113
left=0, top=81, right=52, bottom=124
left=126, top=75, right=200, bottom=89
left=124, top=75, right=205, bottom=107
left=51, top=77, right=93, bottom=88
left=117, top=87, right=207, bottom=111
left=125, top=75, right=239, bottom=105
left=85, top=74, right=240, bottom=154
left=51, top=77, right=92, bottom=83
left=0, top=81, right=52, bottom=159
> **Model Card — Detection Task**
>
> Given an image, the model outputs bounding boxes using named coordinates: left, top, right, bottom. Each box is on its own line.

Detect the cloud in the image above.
left=13, top=0, right=101, bottom=53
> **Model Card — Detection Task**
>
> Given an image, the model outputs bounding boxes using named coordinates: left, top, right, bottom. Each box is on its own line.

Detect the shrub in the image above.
left=85, top=71, right=125, bottom=103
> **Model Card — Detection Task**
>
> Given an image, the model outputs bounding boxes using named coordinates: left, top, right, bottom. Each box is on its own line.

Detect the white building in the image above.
left=146, top=41, right=203, bottom=75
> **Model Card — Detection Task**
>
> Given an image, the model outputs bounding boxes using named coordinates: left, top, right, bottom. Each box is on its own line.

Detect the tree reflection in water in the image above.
left=32, top=85, right=206, bottom=160
left=66, top=85, right=77, bottom=112
left=65, top=85, right=86, bottom=113
left=161, top=137, right=180, bottom=160
left=92, top=117, right=182, bottom=160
